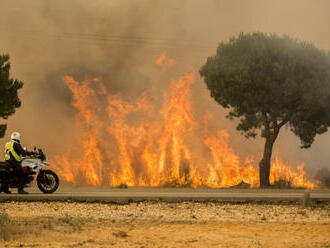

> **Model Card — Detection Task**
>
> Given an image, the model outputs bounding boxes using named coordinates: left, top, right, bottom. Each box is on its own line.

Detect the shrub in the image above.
left=58, top=214, right=84, bottom=231
left=272, top=179, right=293, bottom=189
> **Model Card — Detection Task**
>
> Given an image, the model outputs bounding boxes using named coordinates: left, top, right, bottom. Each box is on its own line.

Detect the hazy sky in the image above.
left=0, top=0, right=330, bottom=174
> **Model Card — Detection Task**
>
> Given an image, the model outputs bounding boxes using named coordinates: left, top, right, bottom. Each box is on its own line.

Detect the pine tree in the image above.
left=0, top=54, right=23, bottom=138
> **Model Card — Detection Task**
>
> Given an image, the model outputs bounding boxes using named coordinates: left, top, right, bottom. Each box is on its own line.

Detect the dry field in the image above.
left=0, top=201, right=329, bottom=248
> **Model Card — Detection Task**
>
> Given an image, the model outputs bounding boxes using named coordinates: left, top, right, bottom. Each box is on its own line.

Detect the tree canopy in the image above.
left=0, top=54, right=23, bottom=138
left=200, top=32, right=330, bottom=186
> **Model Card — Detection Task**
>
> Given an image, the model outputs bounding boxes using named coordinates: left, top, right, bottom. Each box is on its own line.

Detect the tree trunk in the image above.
left=259, top=137, right=275, bottom=187
left=258, top=118, right=286, bottom=188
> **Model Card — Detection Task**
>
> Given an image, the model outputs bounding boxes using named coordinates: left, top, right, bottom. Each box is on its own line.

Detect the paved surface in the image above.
left=0, top=188, right=329, bottom=203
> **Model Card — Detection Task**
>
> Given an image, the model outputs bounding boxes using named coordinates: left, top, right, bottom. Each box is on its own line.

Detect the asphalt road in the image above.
left=0, top=188, right=330, bottom=203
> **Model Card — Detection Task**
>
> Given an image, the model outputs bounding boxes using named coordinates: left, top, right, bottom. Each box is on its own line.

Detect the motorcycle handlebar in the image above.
left=26, top=148, right=46, bottom=160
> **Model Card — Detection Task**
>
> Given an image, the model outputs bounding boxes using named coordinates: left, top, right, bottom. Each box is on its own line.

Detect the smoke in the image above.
left=0, top=0, right=330, bottom=174
left=315, top=168, right=330, bottom=188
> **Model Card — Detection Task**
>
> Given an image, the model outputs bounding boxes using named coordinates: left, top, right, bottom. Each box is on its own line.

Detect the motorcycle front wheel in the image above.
left=37, top=170, right=59, bottom=194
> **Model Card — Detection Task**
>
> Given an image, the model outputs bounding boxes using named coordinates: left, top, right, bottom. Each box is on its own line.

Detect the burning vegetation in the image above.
left=53, top=54, right=315, bottom=189
left=155, top=51, right=176, bottom=67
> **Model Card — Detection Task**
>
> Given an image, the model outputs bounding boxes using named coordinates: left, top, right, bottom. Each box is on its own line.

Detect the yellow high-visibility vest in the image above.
left=4, top=140, right=22, bottom=162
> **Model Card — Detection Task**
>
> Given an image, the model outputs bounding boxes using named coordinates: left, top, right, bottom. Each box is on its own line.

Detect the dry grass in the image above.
left=0, top=212, right=44, bottom=241
left=0, top=212, right=89, bottom=242
left=0, top=212, right=15, bottom=241
left=0, top=202, right=328, bottom=247
left=58, top=214, right=85, bottom=231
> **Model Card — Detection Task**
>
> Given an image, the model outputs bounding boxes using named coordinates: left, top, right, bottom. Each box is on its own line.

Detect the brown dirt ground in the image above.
left=0, top=202, right=329, bottom=248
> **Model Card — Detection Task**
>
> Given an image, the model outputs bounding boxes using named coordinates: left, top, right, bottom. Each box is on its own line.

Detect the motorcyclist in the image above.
left=0, top=132, right=35, bottom=194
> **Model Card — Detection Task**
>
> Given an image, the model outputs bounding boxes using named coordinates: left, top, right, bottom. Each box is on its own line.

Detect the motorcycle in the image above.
left=0, top=148, right=59, bottom=193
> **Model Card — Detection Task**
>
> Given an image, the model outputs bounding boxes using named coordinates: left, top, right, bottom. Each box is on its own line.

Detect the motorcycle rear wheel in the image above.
left=37, top=170, right=59, bottom=194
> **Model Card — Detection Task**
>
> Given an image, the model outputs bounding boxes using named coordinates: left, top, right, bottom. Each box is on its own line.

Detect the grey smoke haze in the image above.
left=0, top=0, right=330, bottom=175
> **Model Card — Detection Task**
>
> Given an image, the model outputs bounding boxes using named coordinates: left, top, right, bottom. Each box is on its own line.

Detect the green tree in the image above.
left=200, top=32, right=330, bottom=187
left=0, top=54, right=23, bottom=138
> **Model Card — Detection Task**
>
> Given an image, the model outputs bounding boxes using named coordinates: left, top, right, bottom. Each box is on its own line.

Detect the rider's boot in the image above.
left=0, top=185, right=11, bottom=194
left=18, top=187, right=28, bottom=194
left=3, top=187, right=11, bottom=194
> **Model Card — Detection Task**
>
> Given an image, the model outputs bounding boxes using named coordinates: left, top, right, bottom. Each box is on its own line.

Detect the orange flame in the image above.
left=155, top=51, right=176, bottom=67
left=54, top=69, right=315, bottom=188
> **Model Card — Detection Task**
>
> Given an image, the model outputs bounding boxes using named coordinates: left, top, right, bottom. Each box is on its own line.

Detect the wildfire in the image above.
left=53, top=62, right=316, bottom=188
left=155, top=51, right=176, bottom=67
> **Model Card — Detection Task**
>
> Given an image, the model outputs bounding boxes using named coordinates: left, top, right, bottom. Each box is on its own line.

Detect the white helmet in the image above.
left=11, top=132, right=21, bottom=141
